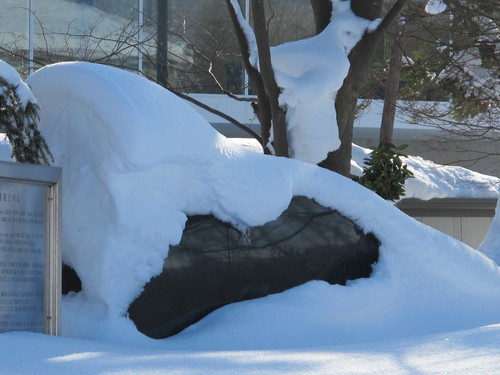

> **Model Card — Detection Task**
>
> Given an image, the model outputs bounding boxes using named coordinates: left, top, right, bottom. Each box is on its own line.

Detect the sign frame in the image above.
left=0, top=161, right=61, bottom=336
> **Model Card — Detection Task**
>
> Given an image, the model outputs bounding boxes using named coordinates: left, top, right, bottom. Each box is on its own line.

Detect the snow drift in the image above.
left=351, top=144, right=500, bottom=200
left=480, top=198, right=500, bottom=265
left=26, top=62, right=500, bottom=346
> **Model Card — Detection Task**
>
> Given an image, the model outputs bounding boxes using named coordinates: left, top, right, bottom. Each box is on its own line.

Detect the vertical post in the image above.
left=156, top=0, right=169, bottom=86
left=44, top=183, right=61, bottom=336
left=28, top=0, right=34, bottom=75
left=380, top=19, right=405, bottom=145
left=138, top=0, right=144, bottom=75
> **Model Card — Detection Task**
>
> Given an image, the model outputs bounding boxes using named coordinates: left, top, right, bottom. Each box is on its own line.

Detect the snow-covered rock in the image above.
left=25, top=62, right=500, bottom=347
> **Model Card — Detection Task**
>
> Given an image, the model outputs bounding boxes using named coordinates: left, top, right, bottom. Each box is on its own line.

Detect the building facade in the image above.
left=1, top=0, right=314, bottom=93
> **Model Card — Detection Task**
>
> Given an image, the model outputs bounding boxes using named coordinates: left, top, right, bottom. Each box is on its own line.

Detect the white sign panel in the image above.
left=0, top=183, right=47, bottom=332
left=0, top=162, right=61, bottom=335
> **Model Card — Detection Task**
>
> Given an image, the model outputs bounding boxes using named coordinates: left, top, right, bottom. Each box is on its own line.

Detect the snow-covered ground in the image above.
left=1, top=319, right=499, bottom=375
left=0, top=60, right=499, bottom=374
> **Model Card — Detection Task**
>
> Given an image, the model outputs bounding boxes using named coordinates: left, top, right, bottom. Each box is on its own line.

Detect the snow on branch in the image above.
left=425, top=0, right=447, bottom=15
left=227, top=0, right=259, bottom=68
left=0, top=61, right=53, bottom=165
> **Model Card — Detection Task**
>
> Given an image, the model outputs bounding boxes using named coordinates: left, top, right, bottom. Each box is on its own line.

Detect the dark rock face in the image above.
left=61, top=265, right=82, bottom=295
left=128, top=196, right=379, bottom=339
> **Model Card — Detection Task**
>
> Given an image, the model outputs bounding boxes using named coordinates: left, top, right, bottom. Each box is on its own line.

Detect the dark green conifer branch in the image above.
left=0, top=76, right=53, bottom=165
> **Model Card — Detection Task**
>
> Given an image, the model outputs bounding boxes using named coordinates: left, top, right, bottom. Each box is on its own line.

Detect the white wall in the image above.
left=414, top=216, right=493, bottom=249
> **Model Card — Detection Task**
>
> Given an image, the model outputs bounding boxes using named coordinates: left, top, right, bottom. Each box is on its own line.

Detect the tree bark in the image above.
left=225, top=0, right=273, bottom=153
left=251, top=0, right=289, bottom=157
left=380, top=21, right=405, bottom=145
left=310, top=0, right=332, bottom=34
left=319, top=0, right=409, bottom=176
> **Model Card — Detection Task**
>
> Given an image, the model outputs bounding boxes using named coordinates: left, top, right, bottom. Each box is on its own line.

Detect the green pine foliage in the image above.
left=0, top=76, right=53, bottom=165
left=352, top=143, right=414, bottom=201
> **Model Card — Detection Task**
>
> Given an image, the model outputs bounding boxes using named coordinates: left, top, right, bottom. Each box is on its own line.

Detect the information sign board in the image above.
left=0, top=161, right=61, bottom=335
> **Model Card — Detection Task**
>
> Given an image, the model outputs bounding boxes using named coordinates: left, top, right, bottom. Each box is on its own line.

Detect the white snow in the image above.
left=0, top=60, right=37, bottom=108
left=0, top=60, right=495, bottom=374
left=425, top=0, right=447, bottom=15
left=237, top=140, right=500, bottom=200
left=479, top=198, right=500, bottom=265
left=226, top=0, right=381, bottom=164
left=351, top=144, right=500, bottom=200
left=271, top=0, right=380, bottom=164
left=228, top=0, right=259, bottom=68
left=1, top=323, right=500, bottom=375
left=0, top=134, right=13, bottom=162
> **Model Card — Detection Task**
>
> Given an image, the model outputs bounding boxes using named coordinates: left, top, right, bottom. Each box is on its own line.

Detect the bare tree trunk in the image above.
left=320, top=29, right=382, bottom=175
left=380, top=21, right=405, bottom=145
left=251, top=0, right=289, bottom=157
left=319, top=0, right=409, bottom=176
left=225, top=0, right=273, bottom=153
left=310, top=0, right=332, bottom=34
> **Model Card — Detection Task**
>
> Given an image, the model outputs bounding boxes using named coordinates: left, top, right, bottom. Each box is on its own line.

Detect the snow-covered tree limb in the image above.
left=0, top=61, right=52, bottom=165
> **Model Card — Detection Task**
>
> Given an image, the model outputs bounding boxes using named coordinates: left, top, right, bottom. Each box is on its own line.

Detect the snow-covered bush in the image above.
left=0, top=61, right=52, bottom=165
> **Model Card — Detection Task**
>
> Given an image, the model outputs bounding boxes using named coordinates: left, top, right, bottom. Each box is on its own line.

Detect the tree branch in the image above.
left=225, top=0, right=273, bottom=151
left=376, top=0, right=411, bottom=34
left=251, top=0, right=289, bottom=157
left=169, top=89, right=263, bottom=143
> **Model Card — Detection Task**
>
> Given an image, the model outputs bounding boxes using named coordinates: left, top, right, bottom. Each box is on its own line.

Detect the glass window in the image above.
left=33, top=0, right=140, bottom=71
left=1, top=0, right=316, bottom=93
left=247, top=0, right=315, bottom=95
left=164, top=0, right=245, bottom=94
left=0, top=0, right=30, bottom=76
left=263, top=0, right=315, bottom=46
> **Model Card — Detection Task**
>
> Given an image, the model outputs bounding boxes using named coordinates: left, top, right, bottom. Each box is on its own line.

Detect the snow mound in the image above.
left=404, top=156, right=500, bottom=199
left=237, top=141, right=500, bottom=200
left=479, top=199, right=500, bottom=265
left=26, top=61, right=299, bottom=318
left=26, top=62, right=500, bottom=347
left=0, top=134, right=13, bottom=161
left=352, top=144, right=500, bottom=200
